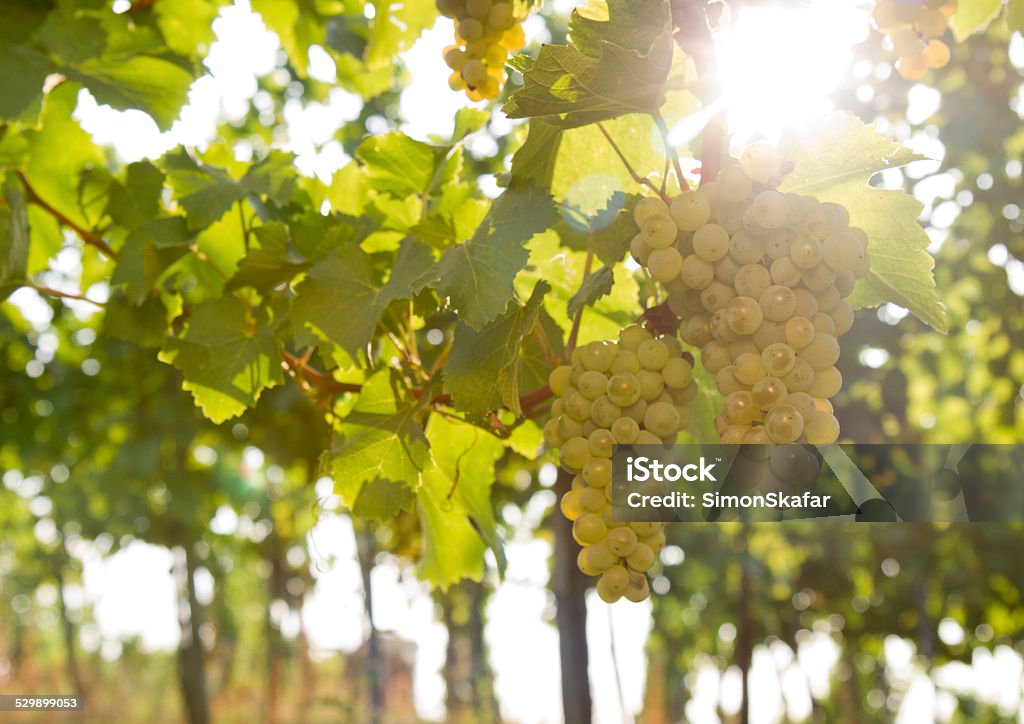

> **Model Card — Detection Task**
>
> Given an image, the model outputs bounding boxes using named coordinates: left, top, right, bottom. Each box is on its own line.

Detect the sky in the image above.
left=8, top=0, right=1024, bottom=721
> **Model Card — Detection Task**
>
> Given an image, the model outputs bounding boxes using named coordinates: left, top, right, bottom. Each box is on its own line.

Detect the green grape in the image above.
left=765, top=404, right=804, bottom=444
left=770, top=257, right=802, bottom=287
left=801, top=264, right=836, bottom=293
left=751, top=190, right=788, bottom=230
left=549, top=365, right=573, bottom=396
left=798, top=333, right=840, bottom=370
left=793, top=289, right=819, bottom=318
left=784, top=317, right=816, bottom=350
left=733, top=353, right=767, bottom=386
left=634, top=430, right=664, bottom=446
left=634, top=197, right=671, bottom=227
left=622, top=398, right=648, bottom=423
left=560, top=489, right=583, bottom=520
left=597, top=565, right=630, bottom=603
left=720, top=425, right=749, bottom=444
left=716, top=165, right=754, bottom=203
left=630, top=234, right=653, bottom=265
left=642, top=215, right=679, bottom=250
left=459, top=18, right=484, bottom=41
left=671, top=190, right=712, bottom=231
left=762, top=343, right=797, bottom=377
left=611, top=416, right=640, bottom=444
left=580, top=486, right=607, bottom=513
left=648, top=247, right=684, bottom=282
left=557, top=414, right=585, bottom=441
left=716, top=366, right=745, bottom=395
left=701, top=341, right=732, bottom=374
left=611, top=350, right=641, bottom=375
left=563, top=389, right=592, bottom=422
left=759, top=285, right=797, bottom=322
left=735, top=264, right=772, bottom=298
left=812, top=312, right=837, bottom=336
left=752, top=321, right=786, bottom=349
left=619, top=325, right=653, bottom=352
left=821, top=231, right=865, bottom=271
left=730, top=230, right=766, bottom=265
left=578, top=370, right=609, bottom=400
left=488, top=1, right=516, bottom=29
left=637, top=370, right=666, bottom=401
left=765, top=228, right=796, bottom=260
left=606, top=527, right=638, bottom=557
left=606, top=374, right=642, bottom=407
left=740, top=141, right=781, bottom=183
left=815, top=286, right=841, bottom=313
left=729, top=339, right=759, bottom=360
left=726, top=296, right=764, bottom=335
left=715, top=255, right=740, bottom=285
left=835, top=270, right=856, bottom=298
left=693, top=223, right=731, bottom=261
left=467, top=0, right=491, bottom=18
left=583, top=458, right=613, bottom=488
left=579, top=341, right=617, bottom=372
left=643, top=402, right=680, bottom=437
left=573, top=513, right=607, bottom=544
left=590, top=396, right=622, bottom=428
left=804, top=204, right=841, bottom=238
left=804, top=411, right=840, bottom=444
left=723, top=391, right=758, bottom=424
left=637, top=339, right=670, bottom=372
left=588, top=429, right=615, bottom=458
left=626, top=543, right=655, bottom=572
left=583, top=541, right=618, bottom=571
left=751, top=376, right=787, bottom=408
left=790, top=236, right=823, bottom=269
left=561, top=436, right=591, bottom=470
left=680, top=255, right=716, bottom=289
left=661, top=357, right=694, bottom=389
left=769, top=444, right=818, bottom=483
left=781, top=358, right=815, bottom=393
left=543, top=419, right=562, bottom=448
left=701, top=281, right=736, bottom=313
left=831, top=302, right=855, bottom=336
left=681, top=315, right=713, bottom=348
left=808, top=366, right=842, bottom=398
left=786, top=392, right=816, bottom=421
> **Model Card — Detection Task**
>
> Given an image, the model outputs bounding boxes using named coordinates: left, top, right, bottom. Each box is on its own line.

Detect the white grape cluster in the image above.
left=872, top=0, right=955, bottom=80
left=436, top=0, right=525, bottom=101
left=544, top=326, right=697, bottom=603
left=629, top=143, right=870, bottom=447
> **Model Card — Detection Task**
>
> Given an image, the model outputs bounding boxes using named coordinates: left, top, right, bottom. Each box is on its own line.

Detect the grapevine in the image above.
left=436, top=0, right=526, bottom=100
left=632, top=142, right=870, bottom=446
left=872, top=0, right=956, bottom=79
left=545, top=329, right=698, bottom=603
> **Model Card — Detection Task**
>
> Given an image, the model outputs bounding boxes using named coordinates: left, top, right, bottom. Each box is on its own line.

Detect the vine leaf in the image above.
left=328, top=371, right=430, bottom=511
left=443, top=281, right=550, bottom=419
left=567, top=266, right=614, bottom=319
left=779, top=114, right=947, bottom=332
left=504, top=0, right=673, bottom=126
left=949, top=0, right=1003, bottom=41
left=0, top=181, right=30, bottom=301
left=418, top=414, right=506, bottom=587
left=159, top=294, right=284, bottom=423
left=292, top=238, right=432, bottom=358
left=415, top=185, right=558, bottom=330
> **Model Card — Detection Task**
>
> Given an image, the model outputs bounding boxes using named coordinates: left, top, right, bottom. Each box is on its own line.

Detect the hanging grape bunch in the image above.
left=630, top=143, right=870, bottom=447
left=545, top=327, right=698, bottom=603
left=436, top=0, right=526, bottom=101
left=872, top=0, right=956, bottom=80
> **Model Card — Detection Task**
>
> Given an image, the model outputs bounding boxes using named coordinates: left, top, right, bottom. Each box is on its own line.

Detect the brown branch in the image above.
left=566, top=249, right=595, bottom=357
left=279, top=349, right=361, bottom=395
left=595, top=123, right=670, bottom=203
left=29, top=284, right=107, bottom=308
left=653, top=112, right=689, bottom=192
left=125, top=0, right=156, bottom=13
left=17, top=172, right=118, bottom=260
left=520, top=385, right=553, bottom=413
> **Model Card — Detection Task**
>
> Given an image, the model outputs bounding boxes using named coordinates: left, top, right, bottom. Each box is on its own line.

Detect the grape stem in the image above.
left=595, top=123, right=670, bottom=203
left=653, top=112, right=689, bottom=192
left=565, top=249, right=595, bottom=356
left=17, top=171, right=119, bottom=260
left=27, top=284, right=107, bottom=308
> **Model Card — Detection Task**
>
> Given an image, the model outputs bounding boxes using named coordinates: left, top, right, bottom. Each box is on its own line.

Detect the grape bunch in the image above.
left=629, top=143, right=870, bottom=447
left=872, top=0, right=956, bottom=80
left=436, top=0, right=526, bottom=101
left=544, top=327, right=698, bottom=603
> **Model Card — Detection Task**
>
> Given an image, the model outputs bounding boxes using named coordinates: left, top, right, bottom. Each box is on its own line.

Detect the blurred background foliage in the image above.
left=2, top=0, right=1024, bottom=722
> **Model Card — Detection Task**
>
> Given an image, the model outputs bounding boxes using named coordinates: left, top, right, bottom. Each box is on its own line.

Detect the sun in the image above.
left=713, top=0, right=871, bottom=144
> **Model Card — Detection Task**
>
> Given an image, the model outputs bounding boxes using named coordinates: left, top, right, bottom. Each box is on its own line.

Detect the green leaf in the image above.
left=950, top=0, right=1003, bottom=41
left=417, top=414, right=505, bottom=587
left=165, top=153, right=248, bottom=230
left=779, top=114, right=946, bottom=332
left=567, top=266, right=614, bottom=319
left=346, top=478, right=416, bottom=520
left=443, top=282, right=550, bottom=418
left=104, top=292, right=169, bottom=348
left=68, top=56, right=193, bottom=131
left=106, top=162, right=166, bottom=229
left=504, top=0, right=673, bottom=126
left=356, top=133, right=439, bottom=196
left=160, top=294, right=284, bottom=422
left=587, top=191, right=640, bottom=265
left=0, top=182, right=30, bottom=301
left=0, top=45, right=54, bottom=122
left=416, top=185, right=559, bottom=329
left=292, top=238, right=432, bottom=356
left=227, top=223, right=310, bottom=292
left=329, top=370, right=430, bottom=506
left=365, top=0, right=435, bottom=69
left=154, top=0, right=223, bottom=57
left=1009, top=0, right=1024, bottom=33
left=452, top=108, right=491, bottom=143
